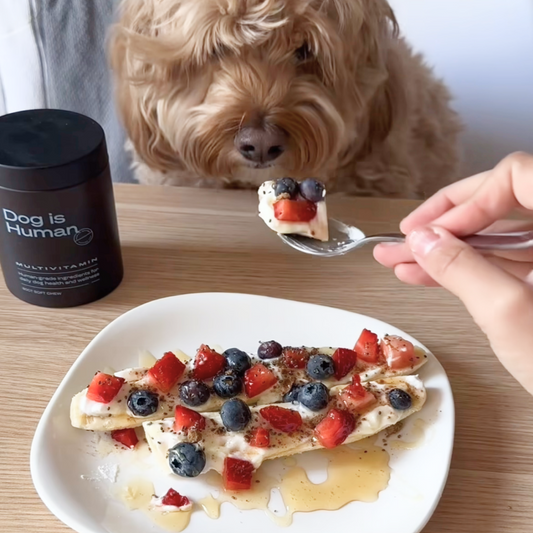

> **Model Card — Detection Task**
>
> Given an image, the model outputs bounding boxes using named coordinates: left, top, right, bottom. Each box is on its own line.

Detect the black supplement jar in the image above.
left=0, top=109, right=123, bottom=307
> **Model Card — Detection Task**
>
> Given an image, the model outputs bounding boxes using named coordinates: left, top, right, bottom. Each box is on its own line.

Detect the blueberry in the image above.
left=388, top=389, right=412, bottom=410
left=298, top=382, right=330, bottom=411
left=179, top=380, right=211, bottom=407
left=127, top=390, right=159, bottom=417
left=274, top=177, right=299, bottom=198
left=258, top=340, right=282, bottom=360
left=213, top=370, right=243, bottom=398
left=220, top=398, right=252, bottom=431
left=306, top=354, right=335, bottom=380
left=283, top=384, right=303, bottom=403
left=223, top=348, right=252, bottom=375
left=299, top=178, right=325, bottom=202
left=168, top=442, right=206, bottom=478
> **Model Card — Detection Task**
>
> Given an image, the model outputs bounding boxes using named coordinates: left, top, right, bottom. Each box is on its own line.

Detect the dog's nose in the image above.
left=234, top=126, right=287, bottom=164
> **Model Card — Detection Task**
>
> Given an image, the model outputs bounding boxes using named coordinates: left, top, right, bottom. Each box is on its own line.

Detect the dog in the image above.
left=109, top=0, right=462, bottom=198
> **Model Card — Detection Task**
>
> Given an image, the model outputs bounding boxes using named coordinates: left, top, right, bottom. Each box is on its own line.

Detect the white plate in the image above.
left=31, top=292, right=454, bottom=533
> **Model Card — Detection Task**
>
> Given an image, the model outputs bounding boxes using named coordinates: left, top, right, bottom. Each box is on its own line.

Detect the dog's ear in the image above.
left=324, top=0, right=402, bottom=146
left=322, top=0, right=398, bottom=61
left=366, top=73, right=397, bottom=147
left=108, top=1, right=187, bottom=173
left=357, top=0, right=399, bottom=59
left=366, top=47, right=410, bottom=154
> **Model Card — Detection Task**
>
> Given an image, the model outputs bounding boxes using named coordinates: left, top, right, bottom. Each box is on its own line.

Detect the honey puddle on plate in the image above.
left=118, top=478, right=192, bottom=532
left=119, top=439, right=390, bottom=531
left=203, top=438, right=390, bottom=527
left=389, top=419, right=428, bottom=451
left=199, top=494, right=221, bottom=519
left=272, top=443, right=390, bottom=526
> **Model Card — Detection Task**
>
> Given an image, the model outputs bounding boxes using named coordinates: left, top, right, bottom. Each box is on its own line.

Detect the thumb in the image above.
left=406, top=226, right=527, bottom=327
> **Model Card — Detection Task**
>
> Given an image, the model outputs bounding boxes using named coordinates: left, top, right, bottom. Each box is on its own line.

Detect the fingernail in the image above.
left=408, top=226, right=441, bottom=256
left=378, top=242, right=402, bottom=248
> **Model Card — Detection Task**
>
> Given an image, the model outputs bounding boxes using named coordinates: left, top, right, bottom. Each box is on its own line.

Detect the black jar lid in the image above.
left=0, top=109, right=109, bottom=192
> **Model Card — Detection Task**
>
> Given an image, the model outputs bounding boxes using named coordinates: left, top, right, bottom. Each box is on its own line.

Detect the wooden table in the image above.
left=1, top=184, right=532, bottom=533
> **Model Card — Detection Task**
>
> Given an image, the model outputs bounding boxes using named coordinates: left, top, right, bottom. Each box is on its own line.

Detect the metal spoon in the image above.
left=278, top=218, right=533, bottom=257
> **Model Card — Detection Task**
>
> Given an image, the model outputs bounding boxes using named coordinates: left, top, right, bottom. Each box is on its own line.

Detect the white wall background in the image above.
left=0, top=0, right=46, bottom=116
left=389, top=0, right=533, bottom=177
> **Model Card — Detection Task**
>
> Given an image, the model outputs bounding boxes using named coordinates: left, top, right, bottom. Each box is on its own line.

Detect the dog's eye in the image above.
left=295, top=43, right=312, bottom=62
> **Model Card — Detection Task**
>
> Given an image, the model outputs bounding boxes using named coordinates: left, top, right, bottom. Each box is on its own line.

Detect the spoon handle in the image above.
left=462, top=231, right=533, bottom=250
left=364, top=233, right=405, bottom=244
left=368, top=231, right=533, bottom=251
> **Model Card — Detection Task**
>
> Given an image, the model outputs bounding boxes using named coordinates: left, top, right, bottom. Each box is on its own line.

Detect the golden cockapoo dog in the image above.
left=110, top=0, right=462, bottom=198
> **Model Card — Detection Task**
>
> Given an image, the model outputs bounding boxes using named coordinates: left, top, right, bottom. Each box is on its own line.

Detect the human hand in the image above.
left=374, top=152, right=533, bottom=395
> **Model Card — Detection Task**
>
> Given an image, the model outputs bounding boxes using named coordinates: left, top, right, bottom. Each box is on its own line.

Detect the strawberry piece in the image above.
left=148, top=351, right=186, bottom=393
left=274, top=199, right=317, bottom=222
left=354, top=329, right=380, bottom=364
left=87, top=372, right=125, bottom=403
left=161, top=488, right=191, bottom=509
left=244, top=363, right=278, bottom=398
left=193, top=344, right=227, bottom=381
left=250, top=427, right=270, bottom=448
left=332, top=348, right=357, bottom=380
left=315, top=408, right=356, bottom=449
left=282, top=347, right=309, bottom=369
left=111, top=428, right=139, bottom=449
left=381, top=335, right=416, bottom=370
left=259, top=406, right=303, bottom=433
left=223, top=457, right=254, bottom=491
left=174, top=405, right=206, bottom=432
left=349, top=374, right=365, bottom=393
left=338, top=375, right=377, bottom=413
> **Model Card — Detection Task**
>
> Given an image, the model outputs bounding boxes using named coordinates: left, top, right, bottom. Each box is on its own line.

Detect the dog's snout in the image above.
left=234, top=126, right=287, bottom=164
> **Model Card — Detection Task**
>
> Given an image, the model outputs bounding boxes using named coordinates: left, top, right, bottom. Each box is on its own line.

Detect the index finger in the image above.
left=400, top=171, right=490, bottom=234
left=430, top=152, right=533, bottom=236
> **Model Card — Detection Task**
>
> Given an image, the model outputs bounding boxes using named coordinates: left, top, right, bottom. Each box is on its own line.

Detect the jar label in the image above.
left=2, top=208, right=95, bottom=245
left=0, top=169, right=123, bottom=308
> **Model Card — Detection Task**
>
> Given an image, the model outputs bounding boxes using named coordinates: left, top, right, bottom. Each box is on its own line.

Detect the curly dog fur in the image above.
left=110, top=0, right=462, bottom=198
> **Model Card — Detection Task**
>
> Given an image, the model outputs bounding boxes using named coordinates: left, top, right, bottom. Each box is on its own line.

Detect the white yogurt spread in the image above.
left=149, top=495, right=192, bottom=512
left=76, top=361, right=292, bottom=419
left=78, top=367, right=152, bottom=417
left=74, top=346, right=427, bottom=421
left=144, top=376, right=426, bottom=476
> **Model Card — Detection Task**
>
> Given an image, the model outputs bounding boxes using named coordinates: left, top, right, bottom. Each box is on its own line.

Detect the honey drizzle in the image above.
left=390, top=419, right=427, bottom=450
left=205, top=471, right=279, bottom=512
left=204, top=439, right=390, bottom=527
left=282, top=457, right=297, bottom=467
left=118, top=478, right=192, bottom=532
left=118, top=439, right=391, bottom=531
left=199, top=494, right=220, bottom=519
